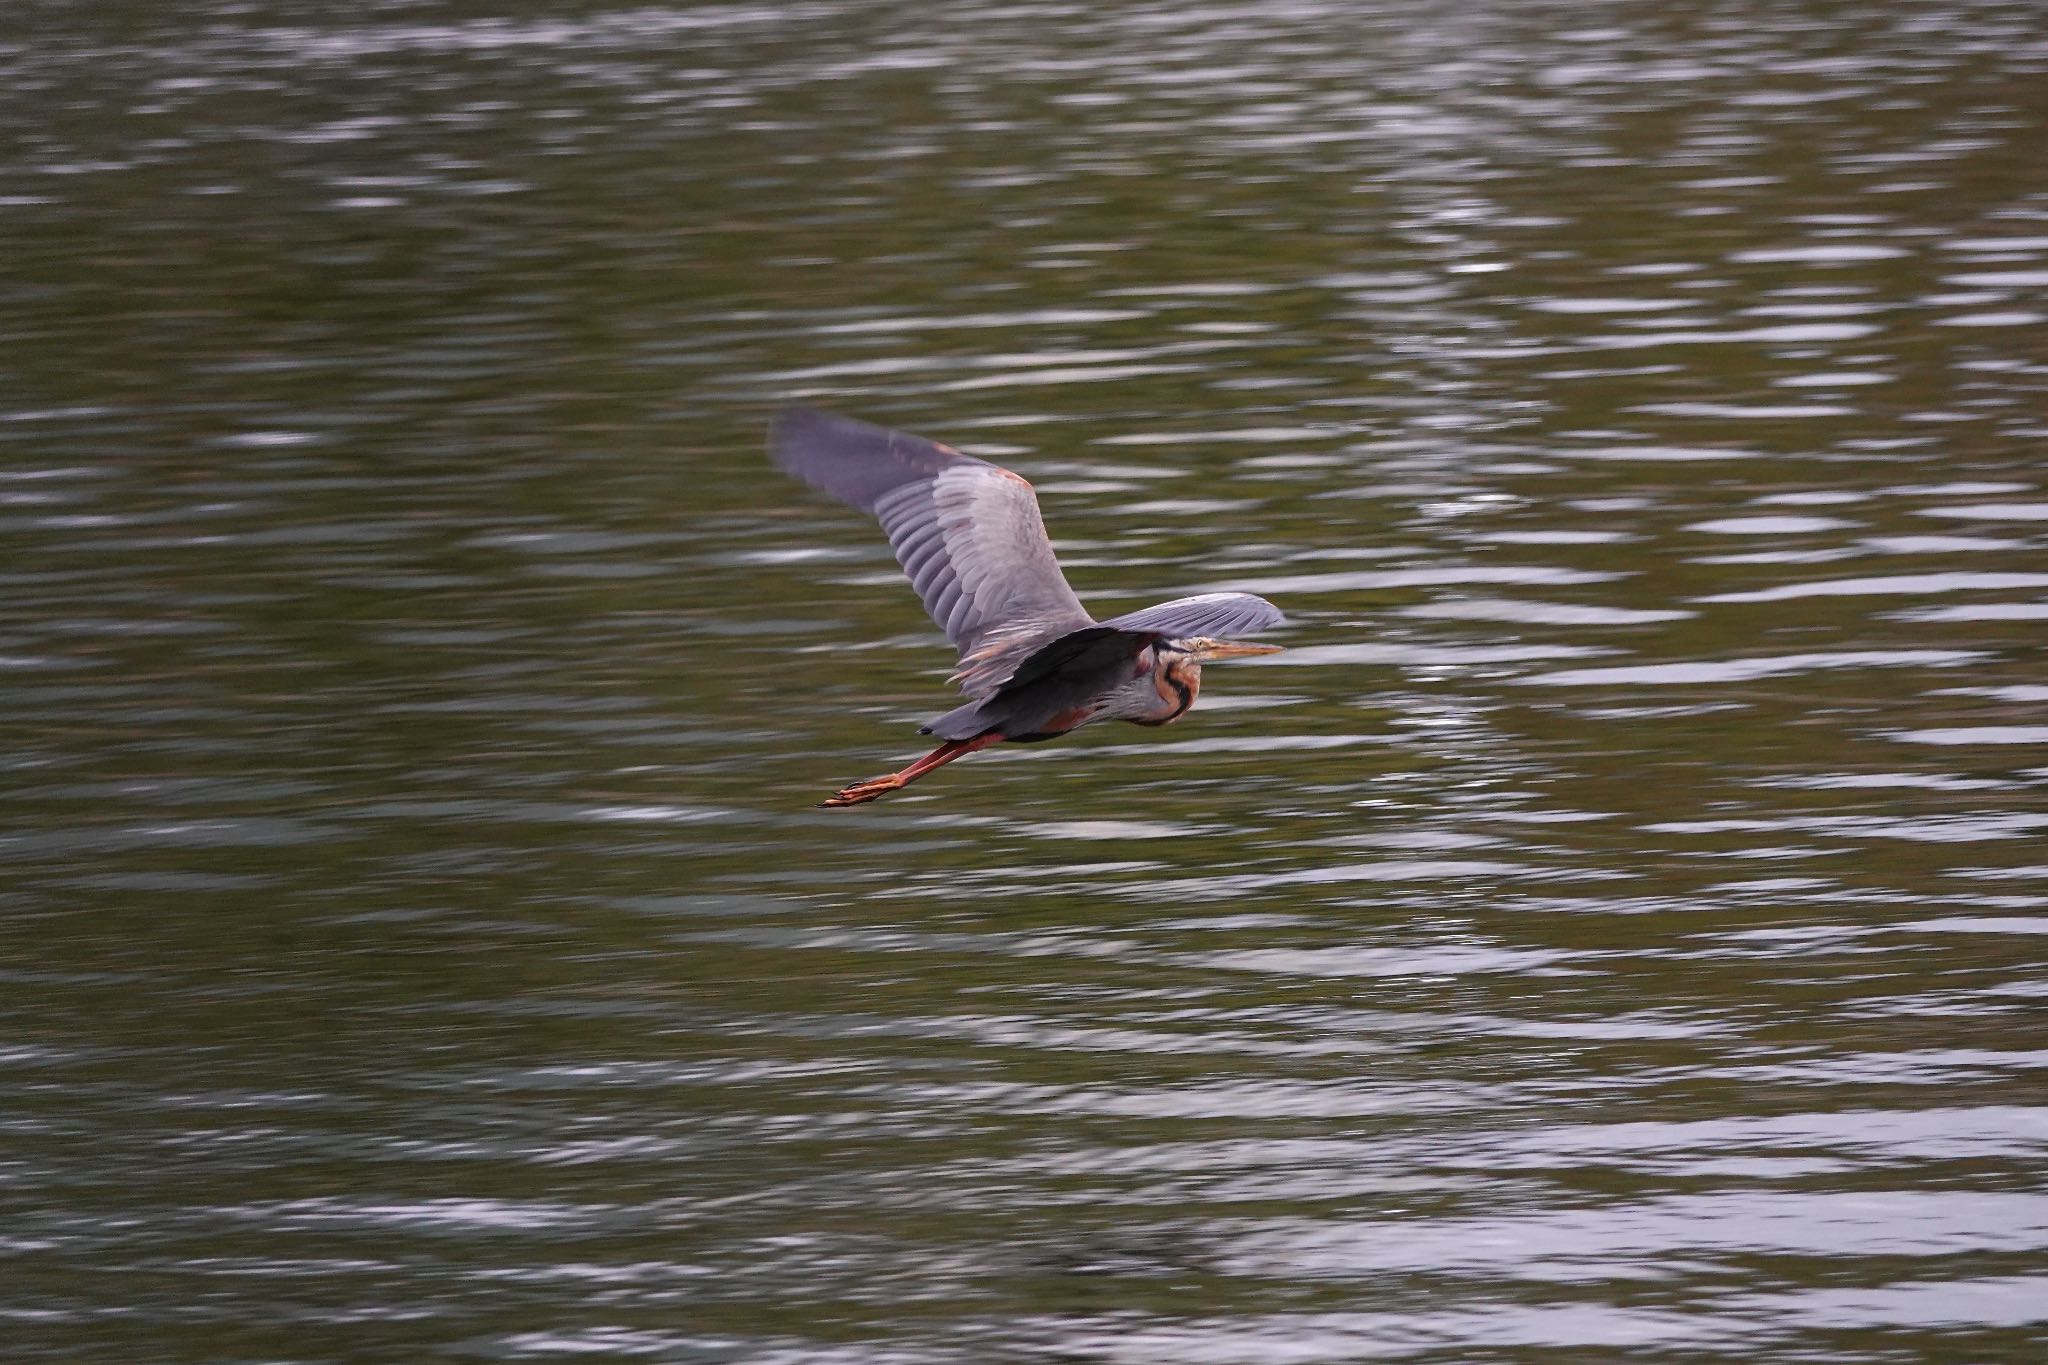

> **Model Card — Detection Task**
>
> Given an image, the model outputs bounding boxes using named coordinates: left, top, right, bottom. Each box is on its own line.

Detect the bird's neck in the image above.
left=1128, top=656, right=1198, bottom=726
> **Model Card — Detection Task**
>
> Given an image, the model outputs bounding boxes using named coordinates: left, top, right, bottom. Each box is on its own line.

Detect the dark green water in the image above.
left=5, top=2, right=2047, bottom=1361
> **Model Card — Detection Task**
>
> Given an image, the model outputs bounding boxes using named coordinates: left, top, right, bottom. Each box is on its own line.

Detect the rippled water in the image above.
left=6, top=1, right=2048, bottom=1361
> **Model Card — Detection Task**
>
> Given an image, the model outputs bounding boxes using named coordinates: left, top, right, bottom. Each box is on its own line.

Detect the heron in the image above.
left=769, top=407, right=1285, bottom=807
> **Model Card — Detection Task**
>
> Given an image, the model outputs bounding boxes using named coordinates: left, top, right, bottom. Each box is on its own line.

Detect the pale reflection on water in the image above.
left=5, top=0, right=2048, bottom=1361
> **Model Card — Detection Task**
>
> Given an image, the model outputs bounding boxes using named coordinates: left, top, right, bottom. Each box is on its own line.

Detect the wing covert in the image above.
left=1099, top=592, right=1285, bottom=640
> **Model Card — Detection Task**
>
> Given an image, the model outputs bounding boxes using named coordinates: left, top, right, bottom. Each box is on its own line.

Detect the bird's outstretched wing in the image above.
left=1100, top=591, right=1285, bottom=640
left=768, top=408, right=1095, bottom=696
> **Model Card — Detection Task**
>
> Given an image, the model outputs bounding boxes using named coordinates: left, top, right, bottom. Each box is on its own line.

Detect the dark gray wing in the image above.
left=768, top=408, right=1095, bottom=695
left=1100, top=592, right=1284, bottom=639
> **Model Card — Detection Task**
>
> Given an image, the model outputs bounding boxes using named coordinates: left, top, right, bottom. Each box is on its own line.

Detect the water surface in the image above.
left=4, top=1, right=2047, bottom=1361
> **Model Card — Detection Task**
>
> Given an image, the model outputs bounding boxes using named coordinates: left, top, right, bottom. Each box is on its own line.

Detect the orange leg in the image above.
left=819, top=732, right=1004, bottom=808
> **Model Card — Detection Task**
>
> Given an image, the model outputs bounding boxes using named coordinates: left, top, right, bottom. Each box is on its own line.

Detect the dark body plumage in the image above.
left=768, top=408, right=1284, bottom=806
left=934, top=626, right=1174, bottom=743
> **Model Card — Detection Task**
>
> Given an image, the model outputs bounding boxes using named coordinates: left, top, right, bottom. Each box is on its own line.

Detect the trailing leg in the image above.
left=818, top=732, right=1003, bottom=808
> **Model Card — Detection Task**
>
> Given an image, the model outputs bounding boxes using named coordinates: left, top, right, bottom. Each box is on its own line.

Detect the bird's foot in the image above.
left=819, top=774, right=903, bottom=808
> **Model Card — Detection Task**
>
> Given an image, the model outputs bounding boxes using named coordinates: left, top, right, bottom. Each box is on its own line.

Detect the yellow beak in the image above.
left=1190, top=640, right=1284, bottom=662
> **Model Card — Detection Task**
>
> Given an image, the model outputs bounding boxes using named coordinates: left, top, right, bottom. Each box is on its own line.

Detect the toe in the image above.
left=820, top=777, right=896, bottom=808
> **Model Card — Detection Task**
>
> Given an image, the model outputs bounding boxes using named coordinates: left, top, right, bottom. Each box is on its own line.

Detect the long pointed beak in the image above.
left=1193, top=641, right=1284, bottom=662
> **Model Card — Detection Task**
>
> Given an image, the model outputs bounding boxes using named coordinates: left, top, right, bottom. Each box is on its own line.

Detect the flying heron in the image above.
left=769, top=408, right=1285, bottom=807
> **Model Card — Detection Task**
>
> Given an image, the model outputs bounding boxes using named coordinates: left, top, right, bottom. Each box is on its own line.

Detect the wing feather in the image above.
left=896, top=523, right=945, bottom=568
left=1099, top=591, right=1285, bottom=640
left=768, top=407, right=1094, bottom=695
left=902, top=545, right=947, bottom=593
left=932, top=581, right=965, bottom=633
